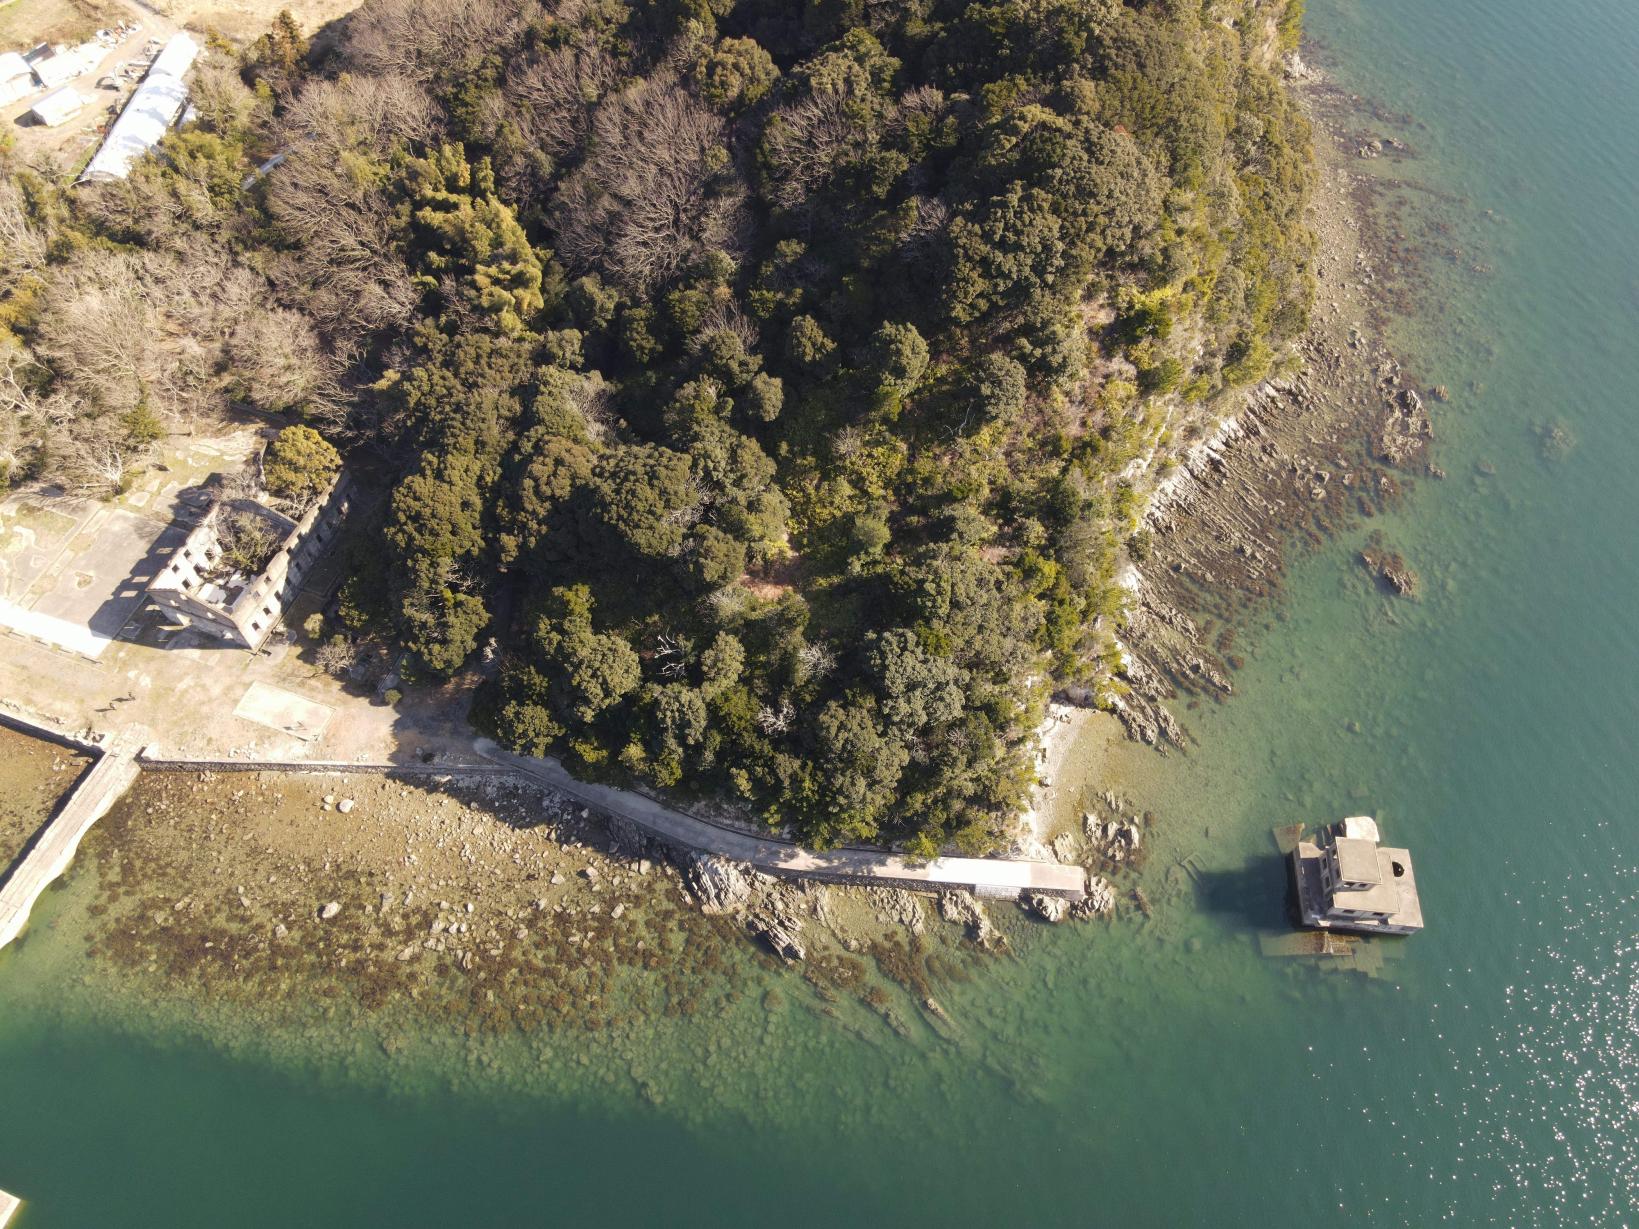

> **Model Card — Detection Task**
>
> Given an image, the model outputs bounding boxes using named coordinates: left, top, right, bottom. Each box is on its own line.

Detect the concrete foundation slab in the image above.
left=232, top=682, right=334, bottom=739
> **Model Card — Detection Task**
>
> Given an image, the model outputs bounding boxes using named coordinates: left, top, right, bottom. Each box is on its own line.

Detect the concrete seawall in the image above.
left=484, top=743, right=1088, bottom=900
left=137, top=755, right=513, bottom=777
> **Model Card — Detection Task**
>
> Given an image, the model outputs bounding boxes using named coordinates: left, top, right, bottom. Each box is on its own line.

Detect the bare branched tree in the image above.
left=759, top=90, right=858, bottom=210
left=266, top=74, right=435, bottom=347
left=757, top=698, right=795, bottom=735
left=226, top=308, right=345, bottom=424
left=553, top=78, right=746, bottom=292
left=345, top=0, right=536, bottom=84
left=505, top=42, right=618, bottom=161
left=0, top=180, right=49, bottom=279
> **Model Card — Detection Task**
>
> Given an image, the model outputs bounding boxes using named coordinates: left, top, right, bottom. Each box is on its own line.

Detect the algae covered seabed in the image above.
left=5, top=0, right=1639, bottom=1223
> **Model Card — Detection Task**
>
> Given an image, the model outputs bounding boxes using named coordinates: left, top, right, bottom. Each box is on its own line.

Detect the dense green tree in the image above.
left=498, top=435, right=594, bottom=564
left=261, top=425, right=340, bottom=504
left=805, top=697, right=909, bottom=844
left=869, top=321, right=929, bottom=398
left=945, top=183, right=1067, bottom=325
left=399, top=143, right=553, bottom=336
left=584, top=444, right=696, bottom=559
left=692, top=37, right=780, bottom=112
left=868, top=628, right=965, bottom=733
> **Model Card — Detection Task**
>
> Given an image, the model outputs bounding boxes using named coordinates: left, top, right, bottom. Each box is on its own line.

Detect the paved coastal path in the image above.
left=0, top=737, right=140, bottom=951
left=479, top=741, right=1088, bottom=900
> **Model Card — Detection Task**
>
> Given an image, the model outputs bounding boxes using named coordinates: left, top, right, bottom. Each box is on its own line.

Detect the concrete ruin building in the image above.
left=145, top=474, right=352, bottom=649
left=1291, top=815, right=1424, bottom=936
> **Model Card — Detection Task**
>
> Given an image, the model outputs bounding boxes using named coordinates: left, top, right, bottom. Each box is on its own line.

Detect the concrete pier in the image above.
left=0, top=1187, right=20, bottom=1227
left=0, top=739, right=140, bottom=951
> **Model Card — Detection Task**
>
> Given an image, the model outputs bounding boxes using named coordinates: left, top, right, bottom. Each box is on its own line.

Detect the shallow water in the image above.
left=3, top=0, right=1638, bottom=1223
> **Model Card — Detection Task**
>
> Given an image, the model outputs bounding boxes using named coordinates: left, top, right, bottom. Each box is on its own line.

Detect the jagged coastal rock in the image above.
left=939, top=891, right=1003, bottom=950
left=746, top=891, right=807, bottom=961
left=1023, top=893, right=1070, bottom=924
left=682, top=853, right=753, bottom=915
left=1072, top=877, right=1118, bottom=920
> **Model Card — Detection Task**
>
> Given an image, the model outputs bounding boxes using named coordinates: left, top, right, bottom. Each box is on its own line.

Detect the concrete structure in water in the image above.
left=145, top=473, right=352, bottom=650
left=1291, top=815, right=1423, bottom=936
left=0, top=1186, right=19, bottom=1228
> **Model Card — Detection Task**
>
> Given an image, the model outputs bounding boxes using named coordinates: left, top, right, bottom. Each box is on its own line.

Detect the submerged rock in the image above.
left=1084, top=816, right=1143, bottom=864
left=1361, top=537, right=1420, bottom=596
left=1376, top=386, right=1433, bottom=467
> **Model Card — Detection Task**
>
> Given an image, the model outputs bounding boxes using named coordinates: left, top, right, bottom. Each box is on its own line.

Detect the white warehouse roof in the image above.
left=31, top=42, right=101, bottom=89
left=78, top=33, right=199, bottom=184
left=29, top=86, right=83, bottom=127
left=0, top=52, right=33, bottom=105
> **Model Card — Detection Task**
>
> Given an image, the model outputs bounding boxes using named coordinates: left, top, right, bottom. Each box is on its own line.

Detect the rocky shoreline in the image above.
left=1109, top=60, right=1440, bottom=752
left=64, top=766, right=1047, bottom=1049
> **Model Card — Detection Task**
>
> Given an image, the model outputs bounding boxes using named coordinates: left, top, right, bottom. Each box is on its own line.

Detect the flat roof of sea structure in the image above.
left=1333, top=835, right=1385, bottom=885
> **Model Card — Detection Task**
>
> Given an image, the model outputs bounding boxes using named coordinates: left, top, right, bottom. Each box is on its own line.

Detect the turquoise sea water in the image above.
left=4, top=0, right=1639, bottom=1223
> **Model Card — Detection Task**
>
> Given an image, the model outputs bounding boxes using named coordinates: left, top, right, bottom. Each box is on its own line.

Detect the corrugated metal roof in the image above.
left=148, top=31, right=199, bottom=79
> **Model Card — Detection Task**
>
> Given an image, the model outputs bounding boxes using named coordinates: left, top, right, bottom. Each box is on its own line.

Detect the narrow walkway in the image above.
left=0, top=741, right=141, bottom=951
left=480, top=741, right=1088, bottom=900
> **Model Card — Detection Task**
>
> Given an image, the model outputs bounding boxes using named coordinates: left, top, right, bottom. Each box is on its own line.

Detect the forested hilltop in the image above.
left=0, top=0, right=1312, bottom=852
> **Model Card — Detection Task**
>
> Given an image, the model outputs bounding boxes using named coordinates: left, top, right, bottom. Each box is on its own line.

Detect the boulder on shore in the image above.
left=1023, top=892, right=1070, bottom=923
left=1071, top=877, right=1117, bottom=920
left=682, top=853, right=753, bottom=914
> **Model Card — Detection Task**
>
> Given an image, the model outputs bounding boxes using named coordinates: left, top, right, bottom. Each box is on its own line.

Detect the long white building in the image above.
left=78, top=32, right=199, bottom=184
